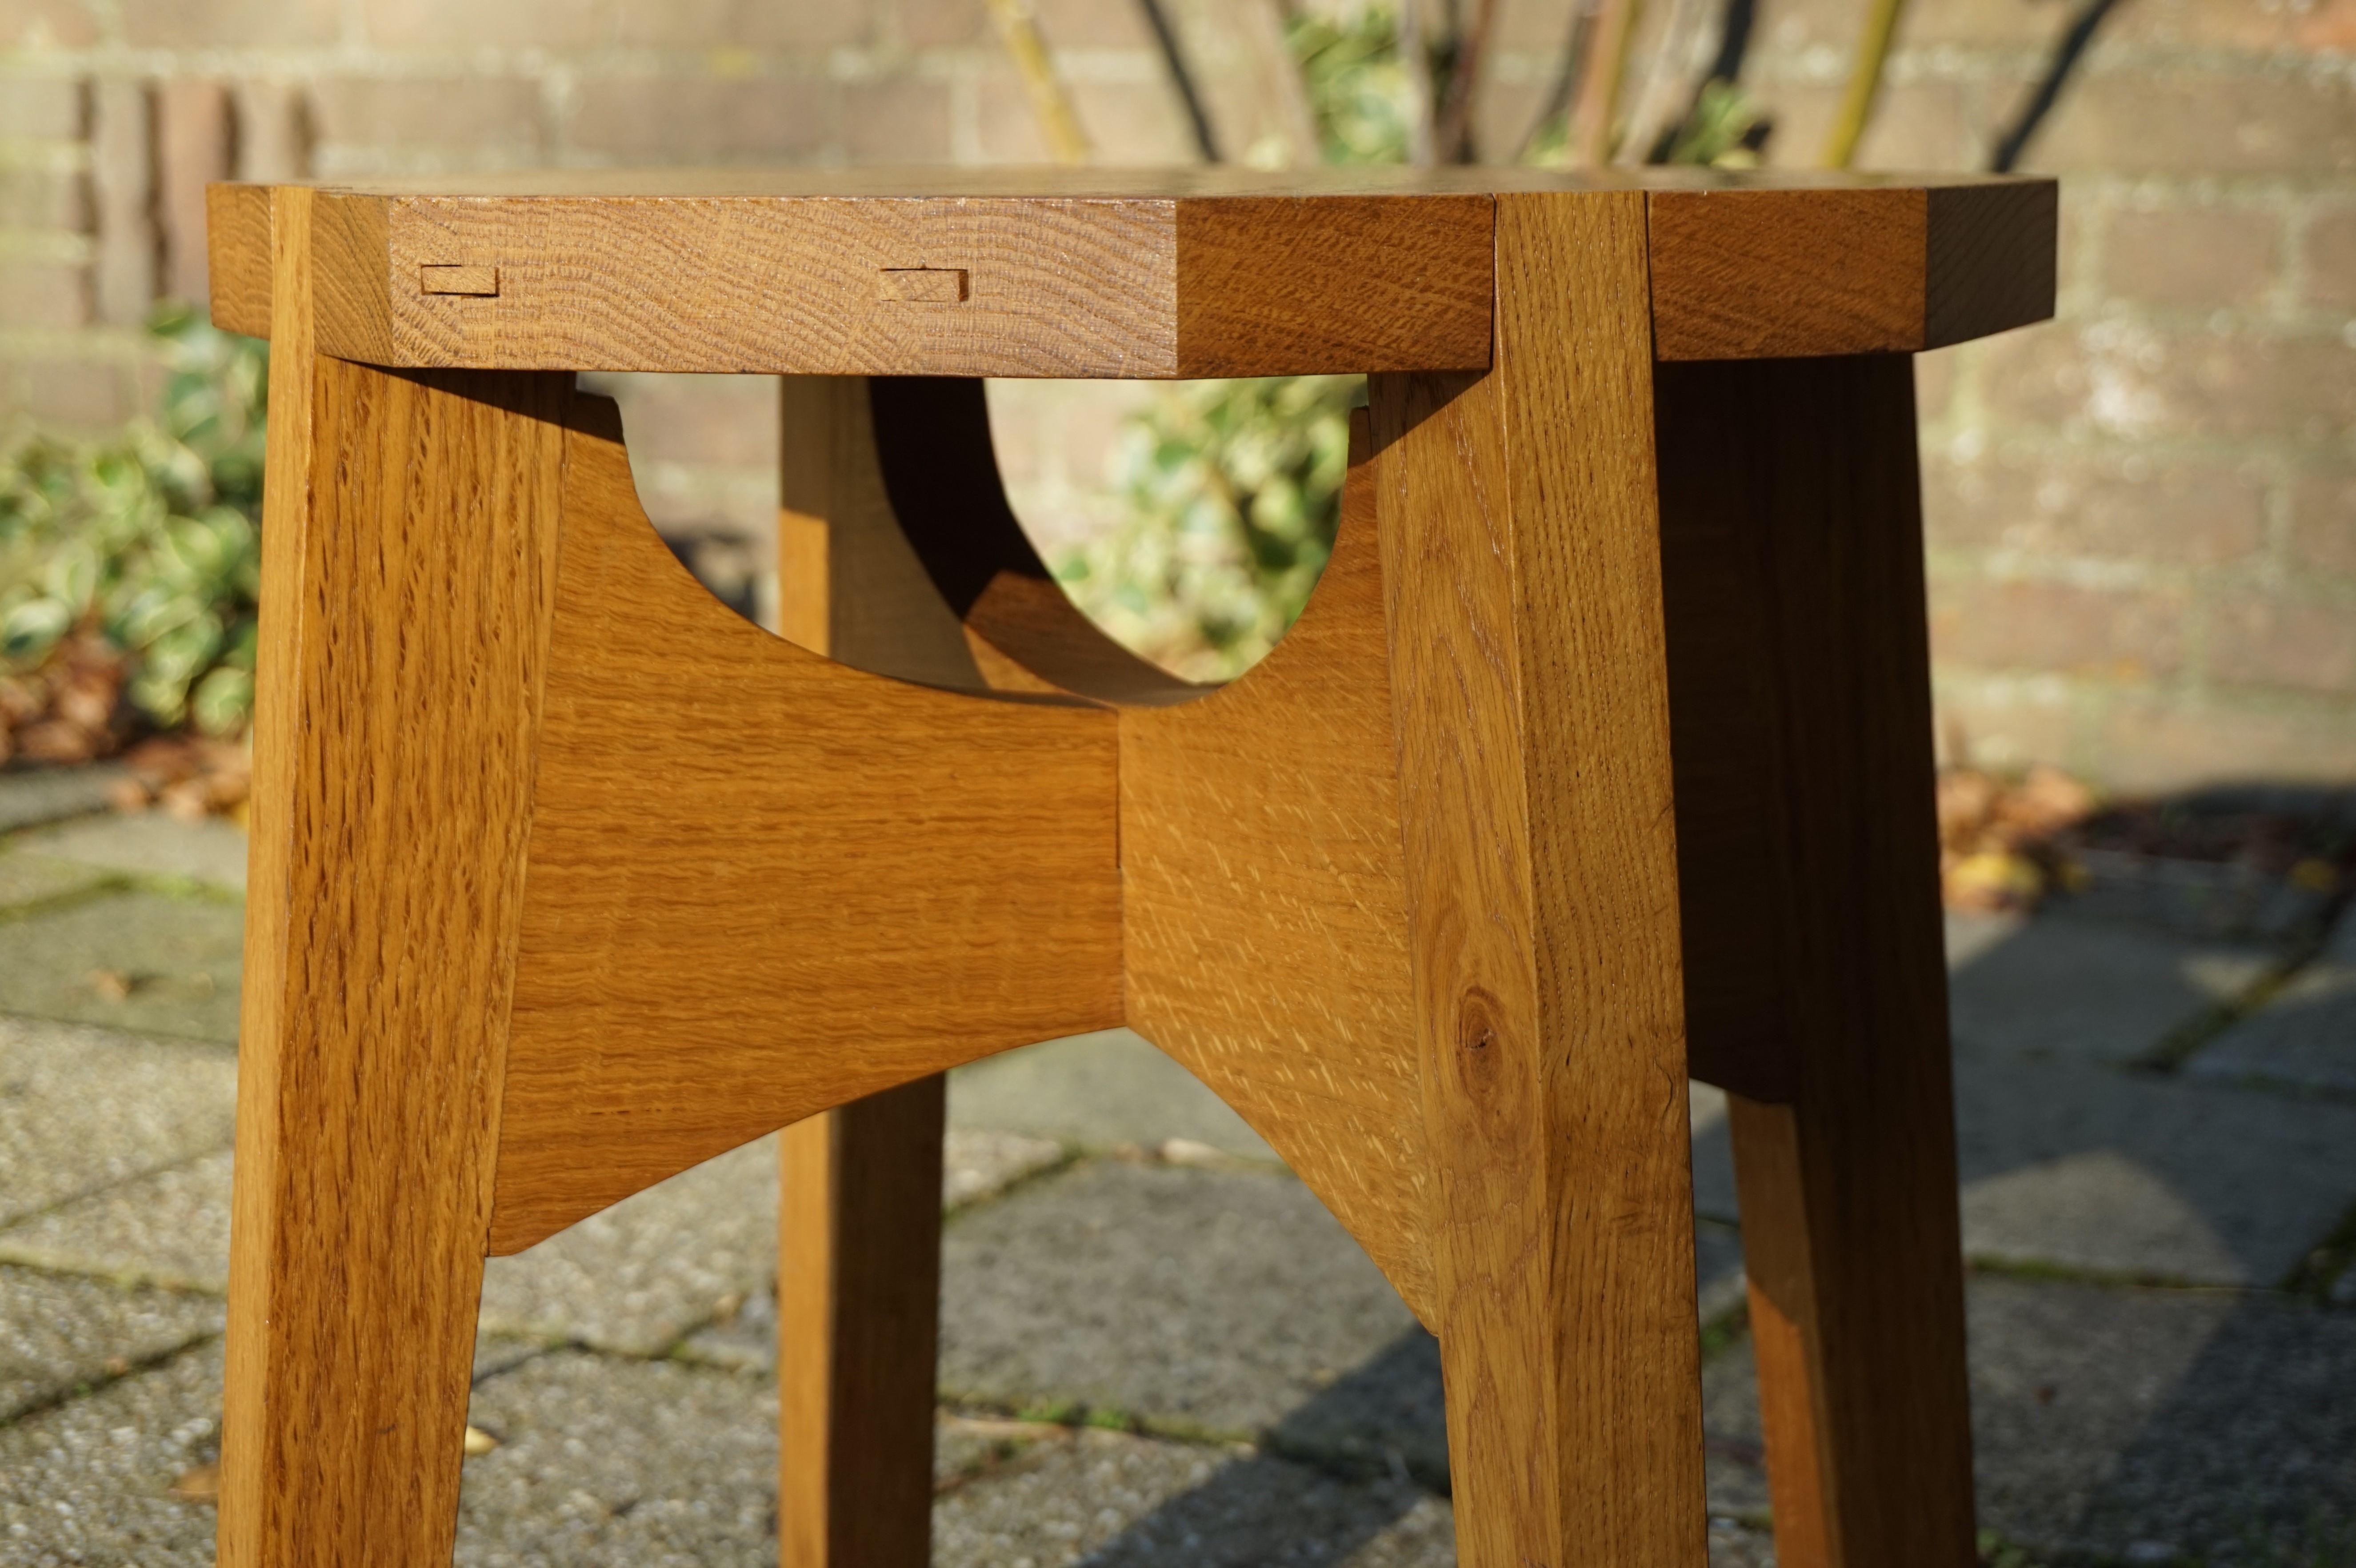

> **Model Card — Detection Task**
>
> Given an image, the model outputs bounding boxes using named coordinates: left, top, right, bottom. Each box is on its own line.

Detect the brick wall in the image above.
left=2, top=0, right=2349, bottom=788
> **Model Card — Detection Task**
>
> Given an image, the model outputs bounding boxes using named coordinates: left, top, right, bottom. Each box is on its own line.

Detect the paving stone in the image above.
left=480, top=1137, right=779, bottom=1357
left=0, top=764, right=130, bottom=834
left=949, top=1029, right=1277, bottom=1160
left=0, top=1263, right=220, bottom=1423
left=1955, top=1053, right=2356, bottom=1285
left=19, top=811, right=249, bottom=893
left=456, top=1354, right=1063, bottom=1567
left=938, top=1159, right=1420, bottom=1439
left=0, top=1016, right=236, bottom=1226
left=0, top=1148, right=232, bottom=1289
left=0, top=851, right=110, bottom=913
left=0, top=890, right=244, bottom=1043
left=1948, top=911, right=2272, bottom=1065
left=0, top=1338, right=221, bottom=1565
left=2186, top=907, right=2356, bottom=1097
left=945, top=1126, right=1067, bottom=1209
left=1711, top=1274, right=2356, bottom=1563
left=936, top=1428, right=1456, bottom=1568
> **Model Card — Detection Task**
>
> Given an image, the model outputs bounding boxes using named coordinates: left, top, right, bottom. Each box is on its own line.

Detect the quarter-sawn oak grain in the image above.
left=1371, top=188, right=1707, bottom=1568
left=220, top=184, right=570, bottom=1568
left=205, top=168, right=2055, bottom=375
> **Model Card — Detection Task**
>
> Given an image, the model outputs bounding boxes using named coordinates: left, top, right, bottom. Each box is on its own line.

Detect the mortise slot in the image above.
left=420, top=264, right=500, bottom=297
left=877, top=267, right=968, bottom=304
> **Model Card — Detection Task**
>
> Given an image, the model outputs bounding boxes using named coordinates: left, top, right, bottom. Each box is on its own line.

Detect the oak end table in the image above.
left=204, top=166, right=2056, bottom=1568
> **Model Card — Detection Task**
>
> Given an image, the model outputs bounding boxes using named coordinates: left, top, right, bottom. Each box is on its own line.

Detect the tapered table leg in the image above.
left=218, top=186, right=572, bottom=1567
left=1656, top=353, right=1979, bottom=1568
left=774, top=373, right=952, bottom=1568
left=1371, top=189, right=1708, bottom=1568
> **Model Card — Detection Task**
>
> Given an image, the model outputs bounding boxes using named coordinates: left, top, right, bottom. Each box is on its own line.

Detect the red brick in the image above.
left=312, top=78, right=545, bottom=160
left=2028, top=69, right=2356, bottom=175
left=1034, top=0, right=1156, bottom=48
left=1980, top=321, right=2356, bottom=443
left=1915, top=345, right=1960, bottom=424
left=2105, top=206, right=2279, bottom=310
left=568, top=76, right=836, bottom=161
left=1071, top=78, right=1195, bottom=164
left=363, top=0, right=617, bottom=48
left=845, top=78, right=951, bottom=162
left=4, top=356, right=136, bottom=428
left=1756, top=80, right=1972, bottom=172
left=1928, top=575, right=2189, bottom=679
left=0, top=75, right=84, bottom=138
left=895, top=0, right=988, bottom=48
left=0, top=0, right=97, bottom=47
left=598, top=373, right=777, bottom=469
left=0, top=262, right=88, bottom=329
left=1924, top=452, right=2265, bottom=567
left=2097, top=695, right=2356, bottom=792
left=0, top=169, right=88, bottom=230
left=1927, top=682, right=2080, bottom=774
left=2208, top=588, right=2356, bottom=695
left=2292, top=471, right=2356, bottom=578
left=976, top=73, right=1053, bottom=163
left=1497, top=0, right=1578, bottom=53
left=2304, top=207, right=2356, bottom=314
left=616, top=0, right=870, bottom=48
left=124, top=0, right=336, bottom=44
left=2101, top=0, right=2356, bottom=53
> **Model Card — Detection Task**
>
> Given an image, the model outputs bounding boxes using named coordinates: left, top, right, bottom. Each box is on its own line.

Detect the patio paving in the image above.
left=0, top=781, right=2349, bottom=1566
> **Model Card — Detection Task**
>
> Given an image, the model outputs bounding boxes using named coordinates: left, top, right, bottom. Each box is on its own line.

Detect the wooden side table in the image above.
left=204, top=168, right=2054, bottom=1568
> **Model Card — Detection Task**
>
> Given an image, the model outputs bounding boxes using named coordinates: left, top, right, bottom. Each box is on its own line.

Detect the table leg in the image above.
left=1370, top=190, right=1707, bottom=1568
left=779, top=1079, right=946, bottom=1568
left=1655, top=353, right=1978, bottom=1568
left=773, top=374, right=956, bottom=1568
left=219, top=190, right=570, bottom=1568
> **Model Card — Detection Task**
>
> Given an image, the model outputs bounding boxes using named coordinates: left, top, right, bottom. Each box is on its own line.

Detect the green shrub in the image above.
left=0, top=304, right=266, bottom=740
left=1055, top=375, right=1359, bottom=682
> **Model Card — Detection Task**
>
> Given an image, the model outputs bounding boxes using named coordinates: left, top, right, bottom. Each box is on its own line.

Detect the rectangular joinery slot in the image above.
left=877, top=267, right=968, bottom=304
left=420, top=264, right=500, bottom=297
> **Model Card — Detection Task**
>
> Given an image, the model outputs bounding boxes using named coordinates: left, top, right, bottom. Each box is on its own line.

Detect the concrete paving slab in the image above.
left=0, top=1337, right=221, bottom=1564
left=1701, top=1275, right=2356, bottom=1564
left=480, top=1137, right=778, bottom=1357
left=1955, top=1054, right=2356, bottom=1285
left=950, top=1029, right=1277, bottom=1160
left=1948, top=912, right=2272, bottom=1065
left=936, top=1427, right=1456, bottom=1568
left=937, top=1159, right=1419, bottom=1440
left=0, top=765, right=129, bottom=834
left=0, top=851, right=110, bottom=913
left=0, top=1148, right=232, bottom=1289
left=0, top=1016, right=236, bottom=1226
left=2187, top=908, right=2356, bottom=1097
left=0, top=890, right=244, bottom=1042
left=19, top=811, right=249, bottom=893
left=944, top=1126, right=1067, bottom=1209
left=0, top=1264, right=220, bottom=1424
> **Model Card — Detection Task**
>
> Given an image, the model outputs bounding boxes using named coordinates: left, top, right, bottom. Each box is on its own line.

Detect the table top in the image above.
left=208, top=167, right=2056, bottom=378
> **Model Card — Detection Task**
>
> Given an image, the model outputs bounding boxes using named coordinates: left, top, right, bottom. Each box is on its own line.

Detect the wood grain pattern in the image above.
left=779, top=1075, right=944, bottom=1568
left=485, top=393, right=1122, bottom=1253
left=1120, top=415, right=1436, bottom=1322
left=785, top=376, right=1436, bottom=1314
left=1648, top=178, right=2055, bottom=359
left=1369, top=190, right=1705, bottom=1568
left=207, top=170, right=2053, bottom=374
left=220, top=186, right=571, bottom=1568
left=1172, top=194, right=1492, bottom=376
left=203, top=181, right=272, bottom=336
left=1925, top=179, right=2060, bottom=350
left=1654, top=354, right=1976, bottom=1568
